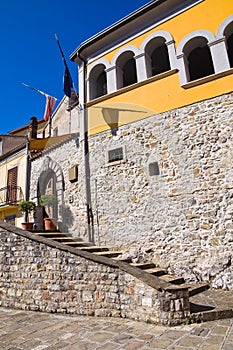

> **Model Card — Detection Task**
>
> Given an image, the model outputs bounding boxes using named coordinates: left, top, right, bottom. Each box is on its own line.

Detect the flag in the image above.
left=22, top=83, right=57, bottom=121
left=43, top=95, right=57, bottom=121
left=55, top=34, right=74, bottom=97
left=63, top=66, right=72, bottom=98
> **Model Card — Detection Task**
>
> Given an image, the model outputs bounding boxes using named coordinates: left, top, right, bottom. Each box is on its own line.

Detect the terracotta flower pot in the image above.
left=21, top=222, right=34, bottom=230
left=44, top=218, right=57, bottom=231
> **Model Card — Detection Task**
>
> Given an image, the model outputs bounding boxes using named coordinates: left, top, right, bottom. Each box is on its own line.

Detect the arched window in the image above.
left=96, top=71, right=107, bottom=98
left=145, top=37, right=170, bottom=77
left=116, top=51, right=137, bottom=89
left=224, top=22, right=233, bottom=68
left=184, top=37, right=215, bottom=81
left=88, top=64, right=107, bottom=100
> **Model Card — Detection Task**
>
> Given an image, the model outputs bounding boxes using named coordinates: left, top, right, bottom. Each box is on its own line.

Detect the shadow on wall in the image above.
left=59, top=204, right=75, bottom=232
left=89, top=102, right=156, bottom=135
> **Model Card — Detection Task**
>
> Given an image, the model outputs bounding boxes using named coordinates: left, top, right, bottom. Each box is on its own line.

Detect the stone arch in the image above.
left=37, top=156, right=64, bottom=224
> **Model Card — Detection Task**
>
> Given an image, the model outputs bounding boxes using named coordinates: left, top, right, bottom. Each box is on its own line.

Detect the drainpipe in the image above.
left=77, top=52, right=94, bottom=243
left=24, top=132, right=31, bottom=222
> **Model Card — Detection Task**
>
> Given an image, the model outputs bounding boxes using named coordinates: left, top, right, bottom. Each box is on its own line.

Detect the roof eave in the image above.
left=70, top=0, right=165, bottom=62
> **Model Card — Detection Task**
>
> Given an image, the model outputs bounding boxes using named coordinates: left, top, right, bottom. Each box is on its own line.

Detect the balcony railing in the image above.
left=0, top=186, right=24, bottom=207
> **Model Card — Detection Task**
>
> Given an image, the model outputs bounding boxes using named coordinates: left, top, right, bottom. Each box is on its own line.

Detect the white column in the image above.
left=86, top=76, right=96, bottom=101
left=209, top=37, right=230, bottom=73
left=166, top=40, right=178, bottom=70
left=134, top=52, right=148, bottom=81
left=177, top=53, right=190, bottom=85
left=105, top=66, right=117, bottom=93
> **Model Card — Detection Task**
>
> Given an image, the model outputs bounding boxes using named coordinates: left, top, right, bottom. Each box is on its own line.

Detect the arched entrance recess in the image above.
left=37, top=156, right=64, bottom=226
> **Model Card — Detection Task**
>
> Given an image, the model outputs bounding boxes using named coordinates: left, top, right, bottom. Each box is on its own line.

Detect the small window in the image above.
left=149, top=162, right=160, bottom=176
left=53, top=127, right=58, bottom=137
left=108, top=147, right=124, bottom=163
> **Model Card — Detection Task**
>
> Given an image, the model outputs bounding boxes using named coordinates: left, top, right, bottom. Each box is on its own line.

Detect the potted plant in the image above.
left=18, top=200, right=36, bottom=230
left=39, top=194, right=58, bottom=231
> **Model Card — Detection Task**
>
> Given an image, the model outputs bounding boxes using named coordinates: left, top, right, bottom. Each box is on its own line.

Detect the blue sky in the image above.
left=0, top=0, right=149, bottom=134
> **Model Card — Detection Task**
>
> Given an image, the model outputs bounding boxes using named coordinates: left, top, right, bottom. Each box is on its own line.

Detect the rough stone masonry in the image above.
left=0, top=223, right=190, bottom=325
left=29, top=92, right=233, bottom=290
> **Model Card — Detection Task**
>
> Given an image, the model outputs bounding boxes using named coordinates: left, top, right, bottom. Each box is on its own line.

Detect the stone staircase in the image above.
left=35, top=231, right=233, bottom=323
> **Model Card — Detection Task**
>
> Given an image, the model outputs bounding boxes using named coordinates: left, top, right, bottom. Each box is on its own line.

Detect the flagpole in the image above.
left=22, top=83, right=57, bottom=134
left=21, top=83, right=57, bottom=100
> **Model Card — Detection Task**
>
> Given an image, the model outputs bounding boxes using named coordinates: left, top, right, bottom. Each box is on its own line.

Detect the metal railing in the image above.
left=0, top=186, right=24, bottom=207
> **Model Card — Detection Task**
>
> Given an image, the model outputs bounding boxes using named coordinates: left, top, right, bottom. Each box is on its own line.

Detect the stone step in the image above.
left=189, top=289, right=233, bottom=323
left=113, top=256, right=132, bottom=262
left=36, top=232, right=72, bottom=238
left=95, top=251, right=125, bottom=258
left=144, top=267, right=167, bottom=276
left=47, top=237, right=76, bottom=242
left=62, top=241, right=93, bottom=247
left=182, top=282, right=210, bottom=297
left=78, top=246, right=110, bottom=253
left=159, top=274, right=185, bottom=284
left=130, top=262, right=156, bottom=269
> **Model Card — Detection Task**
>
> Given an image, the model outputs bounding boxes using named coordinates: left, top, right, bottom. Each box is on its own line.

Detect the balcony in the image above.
left=0, top=186, right=24, bottom=207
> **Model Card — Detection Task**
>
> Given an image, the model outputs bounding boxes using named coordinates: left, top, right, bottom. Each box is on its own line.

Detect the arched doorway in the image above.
left=36, top=156, right=64, bottom=230
left=40, top=170, right=58, bottom=219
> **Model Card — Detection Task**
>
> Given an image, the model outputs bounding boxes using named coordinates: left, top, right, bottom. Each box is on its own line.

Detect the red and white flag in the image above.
left=22, top=83, right=57, bottom=121
left=43, top=95, right=57, bottom=121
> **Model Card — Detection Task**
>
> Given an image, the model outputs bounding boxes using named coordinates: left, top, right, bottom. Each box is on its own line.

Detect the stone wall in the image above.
left=29, top=92, right=233, bottom=290
left=0, top=222, right=189, bottom=325
left=86, top=92, right=233, bottom=289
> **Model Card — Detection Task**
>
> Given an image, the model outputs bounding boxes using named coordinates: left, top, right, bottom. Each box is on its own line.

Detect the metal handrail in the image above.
left=0, top=186, right=24, bottom=207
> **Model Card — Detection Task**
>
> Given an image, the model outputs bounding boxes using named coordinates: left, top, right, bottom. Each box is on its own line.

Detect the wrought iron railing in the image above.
left=0, top=186, right=24, bottom=207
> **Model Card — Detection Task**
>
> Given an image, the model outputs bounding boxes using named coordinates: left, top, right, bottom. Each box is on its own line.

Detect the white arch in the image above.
left=216, top=14, right=233, bottom=39
left=112, top=45, right=140, bottom=66
left=176, top=30, right=216, bottom=85
left=140, top=30, right=174, bottom=51
left=140, top=30, right=177, bottom=72
left=177, top=30, right=216, bottom=56
left=87, top=58, right=111, bottom=80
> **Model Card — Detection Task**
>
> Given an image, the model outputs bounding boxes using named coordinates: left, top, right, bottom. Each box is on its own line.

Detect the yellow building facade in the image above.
left=71, top=0, right=232, bottom=136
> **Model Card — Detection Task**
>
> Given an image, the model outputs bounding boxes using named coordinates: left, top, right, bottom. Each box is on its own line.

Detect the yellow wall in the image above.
left=86, top=0, right=233, bottom=135
left=102, top=0, right=232, bottom=62
left=0, top=151, right=27, bottom=225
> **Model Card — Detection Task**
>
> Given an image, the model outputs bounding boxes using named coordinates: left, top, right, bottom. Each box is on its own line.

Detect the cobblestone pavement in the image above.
left=0, top=307, right=232, bottom=350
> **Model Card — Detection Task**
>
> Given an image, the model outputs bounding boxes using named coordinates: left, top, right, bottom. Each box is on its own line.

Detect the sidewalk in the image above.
left=0, top=307, right=232, bottom=350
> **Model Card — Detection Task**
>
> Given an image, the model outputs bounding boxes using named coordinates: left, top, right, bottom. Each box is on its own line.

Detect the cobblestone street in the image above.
left=0, top=307, right=232, bottom=350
